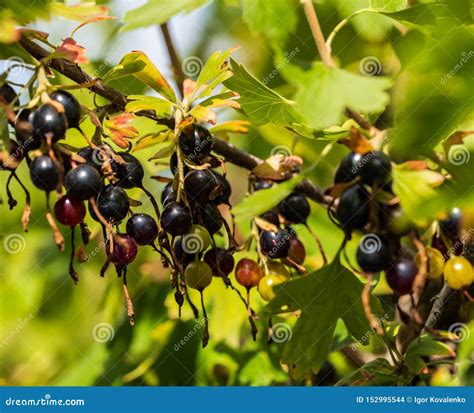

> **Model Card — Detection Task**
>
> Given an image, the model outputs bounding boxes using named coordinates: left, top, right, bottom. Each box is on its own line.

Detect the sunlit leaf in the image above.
left=50, top=2, right=111, bottom=21
left=126, top=95, right=174, bottom=118
left=103, top=113, right=139, bottom=148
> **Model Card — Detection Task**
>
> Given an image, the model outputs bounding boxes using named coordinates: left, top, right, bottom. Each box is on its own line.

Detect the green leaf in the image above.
left=380, top=3, right=440, bottom=26
left=389, top=27, right=473, bottom=162
left=392, top=165, right=445, bottom=226
left=263, top=256, right=382, bottom=373
left=289, top=122, right=352, bottom=140
left=193, top=49, right=235, bottom=100
left=148, top=142, right=176, bottom=160
left=337, top=358, right=400, bottom=386
left=241, top=0, right=297, bottom=44
left=50, top=2, right=110, bottom=21
left=104, top=52, right=176, bottom=102
left=121, top=0, right=208, bottom=32
left=233, top=175, right=303, bottom=231
left=224, top=58, right=303, bottom=126
left=405, top=335, right=455, bottom=374
left=126, top=95, right=174, bottom=118
left=288, top=63, right=391, bottom=129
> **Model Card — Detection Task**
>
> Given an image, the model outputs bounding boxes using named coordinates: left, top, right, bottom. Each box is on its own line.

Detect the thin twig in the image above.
left=160, top=23, right=186, bottom=96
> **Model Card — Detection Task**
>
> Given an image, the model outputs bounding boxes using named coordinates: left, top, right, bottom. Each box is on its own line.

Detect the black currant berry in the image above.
left=278, top=192, right=310, bottom=224
left=439, top=207, right=462, bottom=240
left=160, top=201, right=192, bottom=236
left=197, top=203, right=223, bottom=235
left=113, top=152, right=144, bottom=189
left=334, top=152, right=362, bottom=184
left=0, top=83, right=16, bottom=103
left=126, top=213, right=158, bottom=246
left=204, top=248, right=235, bottom=277
left=107, top=234, right=138, bottom=265
left=161, top=182, right=175, bottom=206
left=253, top=179, right=273, bottom=191
left=96, top=185, right=130, bottom=222
left=54, top=195, right=86, bottom=227
left=260, top=209, right=280, bottom=227
left=178, top=124, right=213, bottom=161
left=356, top=236, right=391, bottom=273
left=65, top=164, right=103, bottom=200
left=335, top=185, right=369, bottom=230
left=173, top=236, right=195, bottom=268
left=184, top=169, right=219, bottom=205
left=359, top=151, right=392, bottom=186
left=50, top=90, right=81, bottom=129
left=385, top=258, right=418, bottom=295
left=260, top=229, right=291, bottom=259
left=0, top=140, right=23, bottom=170
left=32, top=103, right=67, bottom=141
left=15, top=109, right=42, bottom=150
left=212, top=172, right=232, bottom=205
left=30, top=155, right=60, bottom=192
left=169, top=152, right=190, bottom=176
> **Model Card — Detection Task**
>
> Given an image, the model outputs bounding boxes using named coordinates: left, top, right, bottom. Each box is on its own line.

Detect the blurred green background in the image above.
left=1, top=0, right=472, bottom=386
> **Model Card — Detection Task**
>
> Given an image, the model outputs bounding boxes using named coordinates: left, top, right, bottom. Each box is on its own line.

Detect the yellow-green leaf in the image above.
left=50, top=2, right=111, bottom=21
left=126, top=95, right=174, bottom=118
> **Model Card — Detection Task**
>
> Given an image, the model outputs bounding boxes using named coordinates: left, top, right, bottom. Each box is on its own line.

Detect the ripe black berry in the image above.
left=30, top=155, right=60, bottom=192
left=96, top=185, right=130, bottom=222
left=0, top=83, right=16, bottom=103
left=54, top=195, right=86, bottom=227
left=178, top=124, right=213, bottom=161
left=126, top=213, right=158, bottom=246
left=65, top=164, right=103, bottom=200
left=260, top=209, right=280, bottom=227
left=169, top=152, right=190, bottom=176
left=278, top=192, right=310, bottom=224
left=335, top=185, right=369, bottom=230
left=356, top=237, right=391, bottom=273
left=113, top=152, right=144, bottom=189
left=253, top=179, right=273, bottom=191
left=334, top=152, right=362, bottom=184
left=160, top=201, right=192, bottom=236
left=259, top=229, right=291, bottom=259
left=107, top=234, right=138, bottom=265
left=197, top=203, right=223, bottom=234
left=212, top=172, right=231, bottom=205
left=173, top=236, right=195, bottom=267
left=161, top=182, right=175, bottom=205
left=439, top=207, right=462, bottom=240
left=50, top=90, right=81, bottom=129
left=385, top=258, right=418, bottom=295
left=15, top=109, right=42, bottom=150
left=184, top=169, right=218, bottom=205
left=359, top=151, right=392, bottom=186
left=204, top=248, right=235, bottom=277
left=32, top=103, right=67, bottom=141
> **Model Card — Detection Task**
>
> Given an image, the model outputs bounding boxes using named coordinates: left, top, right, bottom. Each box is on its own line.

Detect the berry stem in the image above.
left=122, top=268, right=135, bottom=326
left=45, top=193, right=65, bottom=251
left=160, top=23, right=186, bottom=96
left=199, top=290, right=209, bottom=348
left=304, top=223, right=328, bottom=265
left=12, top=172, right=31, bottom=232
left=68, top=226, right=78, bottom=284
left=361, top=273, right=383, bottom=335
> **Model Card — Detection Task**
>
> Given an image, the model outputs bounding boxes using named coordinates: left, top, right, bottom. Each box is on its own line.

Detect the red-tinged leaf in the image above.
left=51, top=2, right=111, bottom=21
left=399, top=160, right=429, bottom=170
left=183, top=79, right=197, bottom=99
left=104, top=113, right=139, bottom=148
left=71, top=16, right=116, bottom=37
left=55, top=38, right=88, bottom=64
left=252, top=154, right=303, bottom=181
left=339, top=127, right=374, bottom=154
